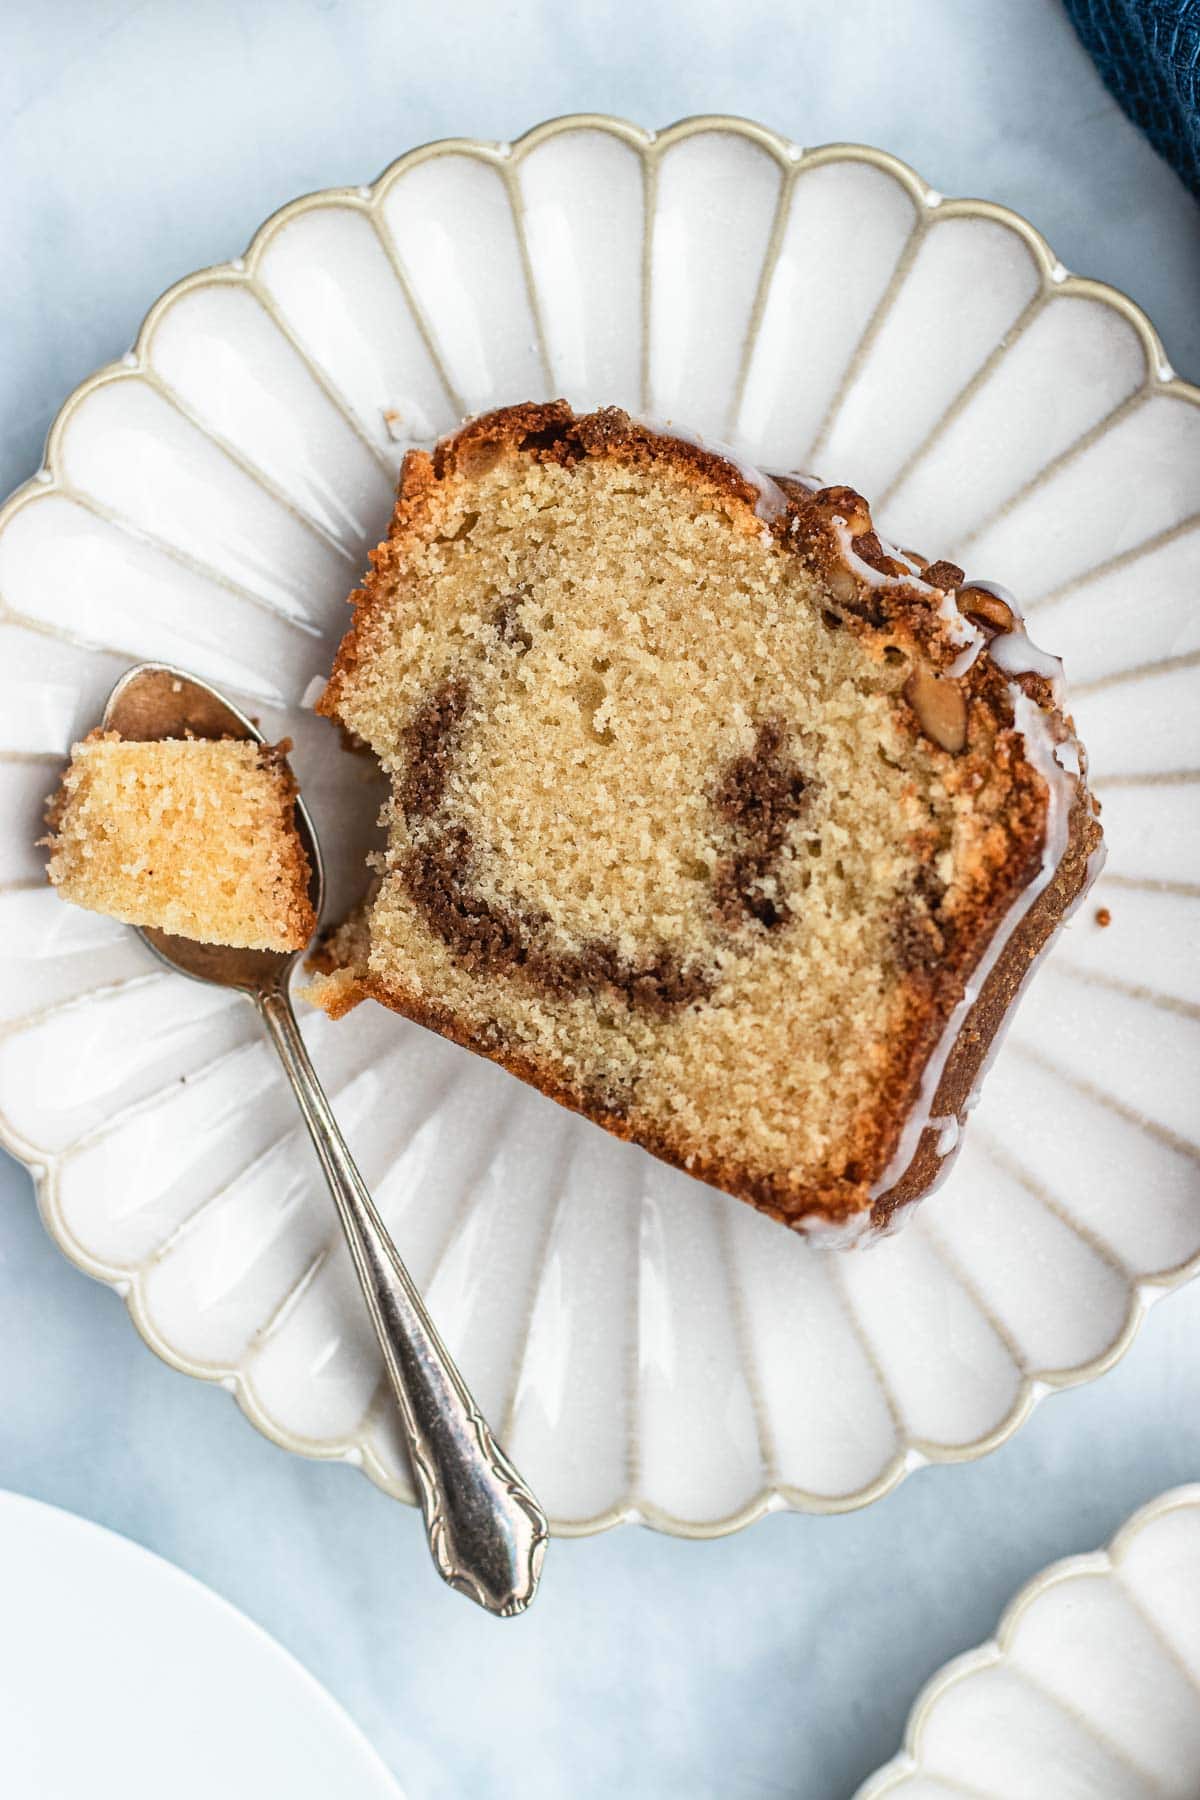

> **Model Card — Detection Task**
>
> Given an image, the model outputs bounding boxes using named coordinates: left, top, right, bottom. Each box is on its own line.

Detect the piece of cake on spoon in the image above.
left=44, top=731, right=316, bottom=953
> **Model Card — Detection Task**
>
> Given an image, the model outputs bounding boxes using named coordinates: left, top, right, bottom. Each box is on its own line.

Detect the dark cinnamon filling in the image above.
left=892, top=864, right=955, bottom=973
left=491, top=592, right=534, bottom=651
left=396, top=677, right=811, bottom=1012
left=400, top=819, right=714, bottom=1014
left=712, top=721, right=812, bottom=930
left=398, top=679, right=469, bottom=822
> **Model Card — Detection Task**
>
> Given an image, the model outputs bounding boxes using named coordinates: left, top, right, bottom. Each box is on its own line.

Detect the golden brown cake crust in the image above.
left=314, top=402, right=1103, bottom=1237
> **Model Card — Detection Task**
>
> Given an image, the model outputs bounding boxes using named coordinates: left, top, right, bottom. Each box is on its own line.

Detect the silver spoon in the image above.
left=102, top=661, right=548, bottom=1617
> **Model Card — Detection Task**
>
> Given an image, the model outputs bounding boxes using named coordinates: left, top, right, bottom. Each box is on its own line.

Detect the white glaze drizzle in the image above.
left=822, top=495, right=1091, bottom=1231
left=811, top=542, right=1094, bottom=1231
left=635, top=416, right=789, bottom=522
left=830, top=516, right=936, bottom=594
left=989, top=630, right=1065, bottom=693
left=946, top=633, right=986, bottom=678
left=934, top=1115, right=960, bottom=1157
left=830, top=515, right=997, bottom=676
left=938, top=596, right=985, bottom=659
left=1055, top=736, right=1081, bottom=777
left=792, top=1207, right=882, bottom=1251
left=830, top=516, right=986, bottom=664
left=959, top=577, right=1065, bottom=698
left=869, top=687, right=1088, bottom=1209
left=879, top=537, right=927, bottom=578
left=892, top=818, right=1107, bottom=1236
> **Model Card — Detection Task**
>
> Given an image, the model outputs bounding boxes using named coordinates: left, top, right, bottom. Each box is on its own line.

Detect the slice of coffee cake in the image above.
left=310, top=402, right=1101, bottom=1239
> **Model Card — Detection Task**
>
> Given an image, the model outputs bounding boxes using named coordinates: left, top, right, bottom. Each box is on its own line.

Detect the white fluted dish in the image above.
left=1, top=116, right=1197, bottom=1538
left=858, top=1485, right=1200, bottom=1798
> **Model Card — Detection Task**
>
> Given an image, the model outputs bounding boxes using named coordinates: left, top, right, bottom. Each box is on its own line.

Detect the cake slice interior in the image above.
left=311, top=403, right=1100, bottom=1236
left=45, top=732, right=316, bottom=953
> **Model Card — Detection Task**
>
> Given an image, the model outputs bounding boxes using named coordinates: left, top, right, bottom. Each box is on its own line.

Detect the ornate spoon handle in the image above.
left=256, top=986, right=548, bottom=1616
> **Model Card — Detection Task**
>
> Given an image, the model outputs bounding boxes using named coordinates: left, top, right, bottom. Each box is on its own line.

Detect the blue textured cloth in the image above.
left=1064, top=0, right=1200, bottom=197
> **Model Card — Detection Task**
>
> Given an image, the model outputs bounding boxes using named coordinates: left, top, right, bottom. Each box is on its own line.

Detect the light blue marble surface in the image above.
left=3, top=3, right=1199, bottom=1795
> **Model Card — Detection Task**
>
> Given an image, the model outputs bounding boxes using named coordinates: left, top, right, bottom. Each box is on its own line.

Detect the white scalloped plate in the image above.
left=858, top=1485, right=1200, bottom=1798
left=2, top=115, right=1198, bottom=1539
